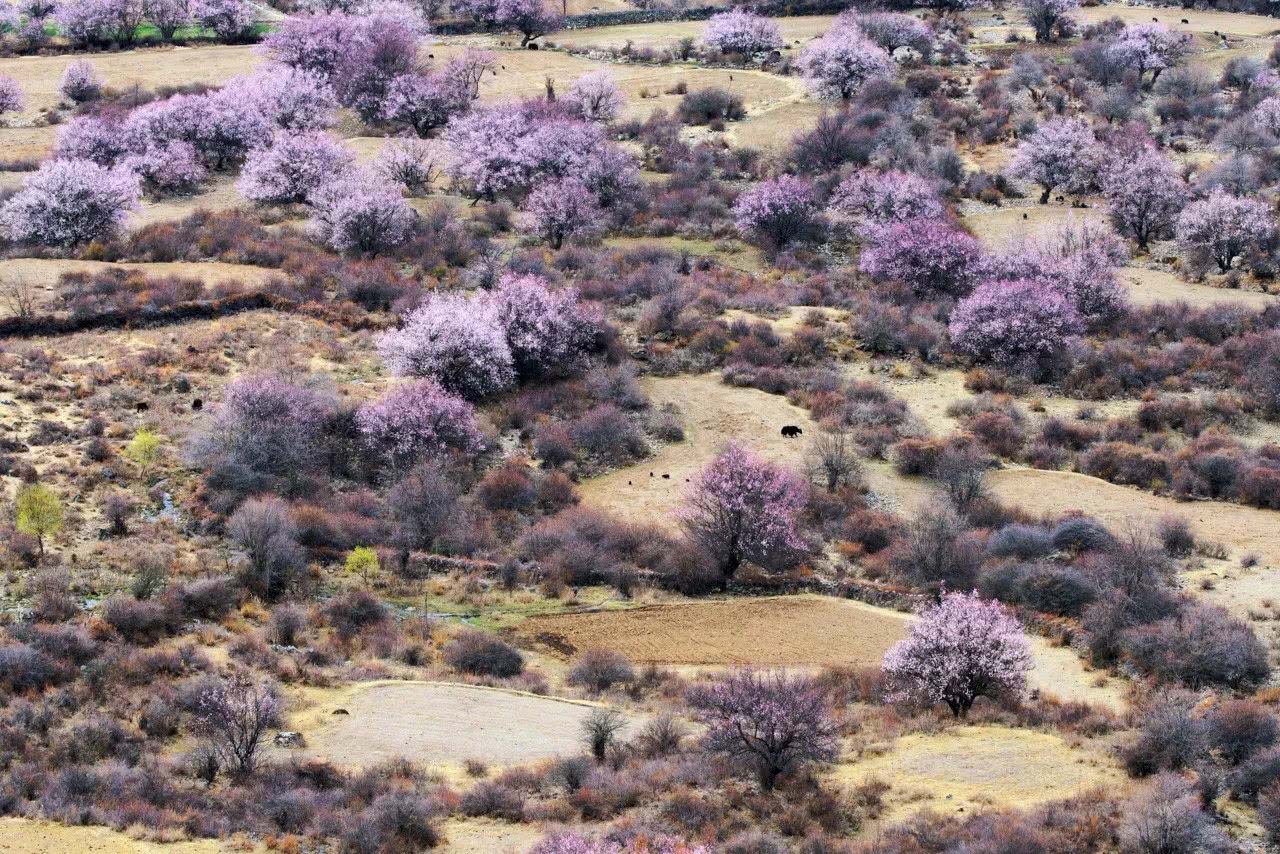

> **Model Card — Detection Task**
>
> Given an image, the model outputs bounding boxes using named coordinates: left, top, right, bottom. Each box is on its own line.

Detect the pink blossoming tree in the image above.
left=701, top=8, right=781, bottom=55
left=0, top=74, right=23, bottom=119
left=1103, top=148, right=1187, bottom=251
left=192, top=0, right=255, bottom=40
left=798, top=24, right=895, bottom=101
left=732, top=175, right=824, bottom=249
left=53, top=115, right=127, bottom=165
left=834, top=168, right=944, bottom=225
left=859, top=217, right=983, bottom=296
left=986, top=220, right=1129, bottom=326
left=238, top=131, right=355, bottom=205
left=230, top=66, right=339, bottom=131
left=1107, top=23, right=1190, bottom=89
left=489, top=273, right=602, bottom=381
left=522, top=176, right=603, bottom=249
left=492, top=0, right=560, bottom=47
left=145, top=0, right=191, bottom=39
left=356, top=379, right=484, bottom=472
left=948, top=278, right=1083, bottom=369
left=124, top=139, right=208, bottom=195
left=882, top=591, right=1033, bottom=717
left=1175, top=190, right=1274, bottom=273
left=306, top=169, right=415, bottom=255
left=682, top=443, right=807, bottom=579
left=377, top=290, right=516, bottom=399
left=567, top=69, right=623, bottom=123
left=843, top=11, right=933, bottom=58
left=1008, top=116, right=1102, bottom=204
left=59, top=60, right=102, bottom=104
left=382, top=71, right=472, bottom=137
left=1, top=158, right=140, bottom=246
left=689, top=671, right=838, bottom=791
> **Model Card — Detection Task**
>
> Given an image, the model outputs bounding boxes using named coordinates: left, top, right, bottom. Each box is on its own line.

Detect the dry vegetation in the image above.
left=3, top=0, right=1280, bottom=851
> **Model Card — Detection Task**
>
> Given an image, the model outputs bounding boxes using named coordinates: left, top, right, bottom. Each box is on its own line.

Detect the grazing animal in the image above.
left=191, top=398, right=203, bottom=411
left=1152, top=16, right=1158, bottom=21
left=135, top=401, right=149, bottom=412
left=781, top=425, right=803, bottom=438
left=1022, top=213, right=1028, bottom=220
left=662, top=473, right=670, bottom=479
left=332, top=708, right=350, bottom=715
left=1182, top=18, right=1189, bottom=23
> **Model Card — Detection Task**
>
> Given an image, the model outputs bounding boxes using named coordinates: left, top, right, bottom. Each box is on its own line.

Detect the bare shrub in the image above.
left=443, top=630, right=524, bottom=677
left=566, top=648, right=635, bottom=694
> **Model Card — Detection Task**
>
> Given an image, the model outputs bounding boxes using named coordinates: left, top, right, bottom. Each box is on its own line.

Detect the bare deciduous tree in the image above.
left=805, top=425, right=863, bottom=493
left=195, top=675, right=280, bottom=775
left=581, top=708, right=626, bottom=762
left=0, top=276, right=36, bottom=320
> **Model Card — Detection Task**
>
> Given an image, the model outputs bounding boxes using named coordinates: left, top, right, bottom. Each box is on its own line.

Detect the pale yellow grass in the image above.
left=578, top=372, right=820, bottom=524
left=989, top=467, right=1280, bottom=568
left=961, top=203, right=1107, bottom=249
left=1075, top=4, right=1280, bottom=36
left=556, top=14, right=837, bottom=51
left=438, top=818, right=545, bottom=854
left=1123, top=266, right=1279, bottom=309
left=0, top=818, right=243, bottom=853
left=522, top=594, right=1126, bottom=710
left=729, top=100, right=826, bottom=151
left=834, top=725, right=1124, bottom=821
left=290, top=680, right=635, bottom=769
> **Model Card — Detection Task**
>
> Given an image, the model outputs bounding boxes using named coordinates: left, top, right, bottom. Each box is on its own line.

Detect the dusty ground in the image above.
left=1123, top=266, right=1280, bottom=308
left=0, top=818, right=242, bottom=853
left=521, top=595, right=910, bottom=667
left=438, top=818, right=546, bottom=854
left=833, top=725, right=1125, bottom=822
left=291, top=681, right=635, bottom=768
left=521, top=595, right=1126, bottom=710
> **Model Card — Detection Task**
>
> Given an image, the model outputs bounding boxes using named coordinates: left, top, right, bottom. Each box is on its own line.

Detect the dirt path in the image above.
left=521, top=594, right=1126, bottom=711
left=291, top=681, right=637, bottom=768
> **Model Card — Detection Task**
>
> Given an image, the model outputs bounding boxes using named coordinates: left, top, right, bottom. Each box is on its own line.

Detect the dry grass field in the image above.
left=988, top=467, right=1280, bottom=568
left=555, top=15, right=838, bottom=51
left=0, top=257, right=280, bottom=316
left=291, top=681, right=637, bottom=768
left=960, top=202, right=1108, bottom=249
left=1123, top=266, right=1280, bottom=308
left=521, top=595, right=1126, bottom=709
left=0, top=819, right=240, bottom=853
left=437, top=818, right=545, bottom=854
left=834, top=725, right=1125, bottom=821
left=520, top=595, right=911, bottom=667
left=1074, top=4, right=1280, bottom=37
